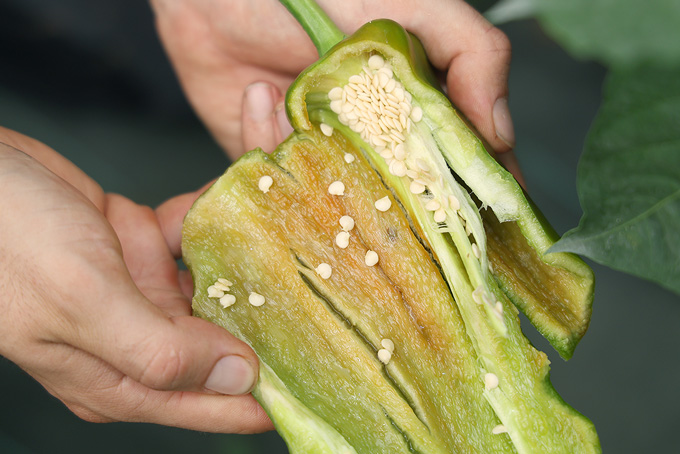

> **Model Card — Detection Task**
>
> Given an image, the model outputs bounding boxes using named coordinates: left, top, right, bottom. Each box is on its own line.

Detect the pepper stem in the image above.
left=279, top=0, right=345, bottom=56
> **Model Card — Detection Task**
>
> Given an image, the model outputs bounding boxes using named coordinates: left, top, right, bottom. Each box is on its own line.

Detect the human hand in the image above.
left=0, top=128, right=272, bottom=433
left=150, top=0, right=517, bottom=173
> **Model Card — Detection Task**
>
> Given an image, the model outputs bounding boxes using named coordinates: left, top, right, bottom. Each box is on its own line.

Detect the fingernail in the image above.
left=275, top=102, right=294, bottom=139
left=244, top=82, right=276, bottom=122
left=205, top=356, right=256, bottom=395
left=493, top=97, right=515, bottom=149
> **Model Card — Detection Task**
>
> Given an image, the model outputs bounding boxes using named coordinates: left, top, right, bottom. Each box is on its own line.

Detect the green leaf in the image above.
left=533, top=0, right=680, bottom=67
left=551, top=65, right=680, bottom=295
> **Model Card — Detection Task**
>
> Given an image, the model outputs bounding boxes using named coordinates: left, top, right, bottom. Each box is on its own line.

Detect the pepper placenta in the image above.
left=182, top=1, right=600, bottom=452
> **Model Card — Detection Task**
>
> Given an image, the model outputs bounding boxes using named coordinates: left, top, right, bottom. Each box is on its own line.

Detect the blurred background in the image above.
left=0, top=0, right=678, bottom=452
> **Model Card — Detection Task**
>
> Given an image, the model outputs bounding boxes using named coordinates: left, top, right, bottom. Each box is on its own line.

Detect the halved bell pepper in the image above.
left=182, top=1, right=599, bottom=452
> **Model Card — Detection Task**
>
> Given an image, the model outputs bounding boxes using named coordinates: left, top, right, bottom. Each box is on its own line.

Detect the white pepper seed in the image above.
left=330, top=100, right=342, bottom=113
left=368, top=54, right=385, bottom=70
left=249, top=292, right=266, bottom=307
left=492, top=425, right=508, bottom=435
left=410, top=106, right=423, bottom=122
left=449, top=195, right=461, bottom=210
left=389, top=160, right=408, bottom=177
left=219, top=294, right=236, bottom=308
left=410, top=181, right=426, bottom=194
left=375, top=196, right=392, bottom=212
left=416, top=159, right=431, bottom=172
left=329, top=87, right=343, bottom=100
left=393, top=144, right=406, bottom=161
left=213, top=281, right=230, bottom=292
left=378, top=72, right=390, bottom=89
left=335, top=231, right=350, bottom=249
left=315, top=263, right=332, bottom=279
left=425, top=200, right=441, bottom=211
left=339, top=215, right=355, bottom=231
left=365, top=250, right=379, bottom=266
left=217, top=278, right=233, bottom=287
left=344, top=153, right=355, bottom=163
left=377, top=348, right=392, bottom=365
left=381, top=338, right=395, bottom=352
left=484, top=372, right=499, bottom=390
left=378, top=67, right=393, bottom=78
left=472, top=243, right=481, bottom=259
left=379, top=148, right=393, bottom=160
left=434, top=208, right=447, bottom=223
left=207, top=285, right=225, bottom=299
left=328, top=181, right=345, bottom=196
left=405, top=170, right=419, bottom=180
left=472, top=286, right=484, bottom=304
left=372, top=135, right=387, bottom=147
left=319, top=123, right=333, bottom=137
left=258, top=175, right=273, bottom=193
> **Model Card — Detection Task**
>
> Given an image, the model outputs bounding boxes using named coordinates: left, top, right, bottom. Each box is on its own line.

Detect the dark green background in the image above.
left=1, top=1, right=678, bottom=453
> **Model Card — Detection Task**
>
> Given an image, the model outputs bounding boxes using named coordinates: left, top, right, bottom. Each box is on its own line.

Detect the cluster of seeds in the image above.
left=327, top=54, right=421, bottom=150
left=378, top=338, right=395, bottom=365
left=207, top=278, right=266, bottom=308
left=472, top=285, right=504, bottom=321
left=207, top=278, right=236, bottom=308
left=321, top=54, right=475, bottom=238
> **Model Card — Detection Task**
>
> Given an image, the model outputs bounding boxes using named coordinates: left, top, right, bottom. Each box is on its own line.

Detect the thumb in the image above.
left=56, top=276, right=258, bottom=396
left=241, top=81, right=293, bottom=153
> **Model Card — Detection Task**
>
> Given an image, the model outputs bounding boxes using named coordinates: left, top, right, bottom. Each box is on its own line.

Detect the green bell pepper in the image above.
left=181, top=1, right=599, bottom=452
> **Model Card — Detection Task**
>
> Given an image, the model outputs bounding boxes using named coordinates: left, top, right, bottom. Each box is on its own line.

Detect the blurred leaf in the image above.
left=535, top=0, right=680, bottom=67
left=485, top=0, right=536, bottom=24
left=551, top=65, right=680, bottom=295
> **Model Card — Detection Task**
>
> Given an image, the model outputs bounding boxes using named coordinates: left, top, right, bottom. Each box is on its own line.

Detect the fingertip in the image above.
left=493, top=97, right=515, bottom=150
left=205, top=355, right=258, bottom=396
left=242, top=82, right=283, bottom=153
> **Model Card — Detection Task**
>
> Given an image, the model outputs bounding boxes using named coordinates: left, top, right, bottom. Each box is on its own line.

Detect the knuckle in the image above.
left=485, top=25, right=512, bottom=56
left=137, top=341, right=190, bottom=391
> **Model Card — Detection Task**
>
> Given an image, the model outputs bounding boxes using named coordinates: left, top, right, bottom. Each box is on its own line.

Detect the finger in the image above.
left=105, top=193, right=190, bottom=316
left=31, top=341, right=273, bottom=433
left=242, top=82, right=292, bottom=153
left=399, top=2, right=515, bottom=153
left=179, top=270, right=194, bottom=299
left=50, top=258, right=259, bottom=396
left=156, top=185, right=211, bottom=259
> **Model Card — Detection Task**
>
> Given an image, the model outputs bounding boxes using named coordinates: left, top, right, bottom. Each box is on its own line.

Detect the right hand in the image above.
left=151, top=0, right=516, bottom=160
left=0, top=128, right=272, bottom=433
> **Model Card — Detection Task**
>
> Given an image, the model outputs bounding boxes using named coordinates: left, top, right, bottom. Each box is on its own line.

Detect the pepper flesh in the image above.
left=183, top=128, right=599, bottom=453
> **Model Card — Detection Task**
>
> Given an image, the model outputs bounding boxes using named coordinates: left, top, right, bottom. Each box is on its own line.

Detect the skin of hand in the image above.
left=0, top=126, right=273, bottom=433
left=149, top=0, right=519, bottom=180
